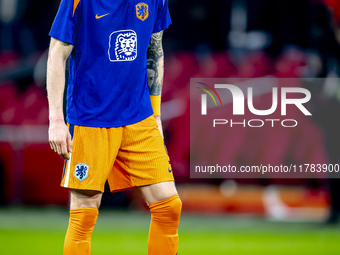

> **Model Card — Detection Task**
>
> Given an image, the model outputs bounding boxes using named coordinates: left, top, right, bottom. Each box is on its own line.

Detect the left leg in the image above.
left=108, top=116, right=182, bottom=254
left=140, top=181, right=182, bottom=255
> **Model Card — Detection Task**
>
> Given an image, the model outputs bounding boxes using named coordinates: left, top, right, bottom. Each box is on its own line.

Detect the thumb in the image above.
left=67, top=132, right=73, bottom=153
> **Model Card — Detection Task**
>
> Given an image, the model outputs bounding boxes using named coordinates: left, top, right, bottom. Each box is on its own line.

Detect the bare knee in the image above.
left=70, top=189, right=102, bottom=209
left=140, top=181, right=178, bottom=205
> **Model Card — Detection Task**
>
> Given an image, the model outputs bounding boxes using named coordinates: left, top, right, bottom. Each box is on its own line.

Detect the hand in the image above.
left=154, top=115, right=164, bottom=139
left=49, top=120, right=73, bottom=160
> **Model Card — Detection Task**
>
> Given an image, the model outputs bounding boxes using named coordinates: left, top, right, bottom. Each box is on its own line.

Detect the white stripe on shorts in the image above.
left=64, top=153, right=72, bottom=188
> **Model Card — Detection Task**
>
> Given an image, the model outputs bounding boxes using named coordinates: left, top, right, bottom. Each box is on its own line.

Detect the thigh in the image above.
left=108, top=116, right=174, bottom=192
left=139, top=181, right=178, bottom=205
left=70, top=189, right=103, bottom=209
left=62, top=124, right=122, bottom=193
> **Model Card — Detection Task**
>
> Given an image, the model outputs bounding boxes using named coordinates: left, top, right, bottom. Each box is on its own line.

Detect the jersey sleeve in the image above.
left=49, top=0, right=78, bottom=45
left=153, top=0, right=172, bottom=33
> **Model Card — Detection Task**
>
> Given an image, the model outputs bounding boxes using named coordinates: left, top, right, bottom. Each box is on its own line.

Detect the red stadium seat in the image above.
left=0, top=50, right=21, bottom=68
left=20, top=85, right=49, bottom=125
left=275, top=49, right=306, bottom=78
left=0, top=84, right=49, bottom=125
left=195, top=52, right=238, bottom=78
left=0, top=83, right=19, bottom=125
left=237, top=51, right=274, bottom=78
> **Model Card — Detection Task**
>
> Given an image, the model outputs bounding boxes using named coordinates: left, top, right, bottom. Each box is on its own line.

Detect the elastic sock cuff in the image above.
left=70, top=208, right=99, bottom=215
left=149, top=194, right=180, bottom=209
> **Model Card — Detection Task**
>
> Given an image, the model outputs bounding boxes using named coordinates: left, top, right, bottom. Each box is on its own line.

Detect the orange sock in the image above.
left=148, top=194, right=182, bottom=255
left=64, top=208, right=98, bottom=255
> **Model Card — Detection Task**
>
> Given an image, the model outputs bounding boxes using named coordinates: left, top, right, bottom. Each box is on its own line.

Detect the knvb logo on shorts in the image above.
left=109, top=30, right=137, bottom=62
left=75, top=163, right=89, bottom=181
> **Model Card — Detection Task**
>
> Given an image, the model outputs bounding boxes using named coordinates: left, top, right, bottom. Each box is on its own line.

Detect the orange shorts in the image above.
left=61, top=116, right=174, bottom=193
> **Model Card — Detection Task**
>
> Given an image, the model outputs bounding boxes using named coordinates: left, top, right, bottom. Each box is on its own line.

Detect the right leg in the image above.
left=64, top=189, right=102, bottom=255
left=60, top=125, right=122, bottom=254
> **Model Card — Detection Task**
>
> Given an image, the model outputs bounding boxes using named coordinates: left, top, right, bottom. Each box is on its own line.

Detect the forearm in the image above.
left=47, top=39, right=74, bottom=159
left=46, top=39, right=73, bottom=122
left=147, top=31, right=164, bottom=116
left=148, top=53, right=164, bottom=96
left=47, top=55, right=66, bottom=122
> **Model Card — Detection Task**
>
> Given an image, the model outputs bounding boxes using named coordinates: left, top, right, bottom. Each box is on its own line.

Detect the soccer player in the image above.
left=46, top=0, right=182, bottom=254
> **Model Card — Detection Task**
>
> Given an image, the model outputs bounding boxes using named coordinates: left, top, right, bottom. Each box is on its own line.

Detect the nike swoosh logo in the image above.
left=168, top=168, right=172, bottom=173
left=96, top=13, right=110, bottom=19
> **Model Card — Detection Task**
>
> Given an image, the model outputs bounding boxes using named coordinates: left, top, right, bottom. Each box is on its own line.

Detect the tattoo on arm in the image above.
left=147, top=31, right=164, bottom=96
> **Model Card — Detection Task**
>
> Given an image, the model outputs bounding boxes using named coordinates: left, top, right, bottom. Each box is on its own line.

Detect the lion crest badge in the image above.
left=74, top=163, right=89, bottom=181
left=136, top=3, right=149, bottom=21
left=108, top=29, right=137, bottom=62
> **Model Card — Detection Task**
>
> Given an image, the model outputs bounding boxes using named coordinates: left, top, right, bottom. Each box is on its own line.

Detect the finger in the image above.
left=61, top=152, right=69, bottom=160
left=61, top=142, right=70, bottom=160
left=67, top=132, right=73, bottom=153
left=50, top=141, right=57, bottom=153
left=55, top=141, right=62, bottom=156
left=59, top=141, right=67, bottom=158
left=49, top=141, right=54, bottom=150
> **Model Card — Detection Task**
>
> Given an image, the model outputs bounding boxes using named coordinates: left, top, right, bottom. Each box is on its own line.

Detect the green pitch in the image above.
left=0, top=207, right=339, bottom=255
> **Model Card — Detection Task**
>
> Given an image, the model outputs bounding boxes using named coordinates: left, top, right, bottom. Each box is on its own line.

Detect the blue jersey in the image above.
left=50, top=0, right=171, bottom=127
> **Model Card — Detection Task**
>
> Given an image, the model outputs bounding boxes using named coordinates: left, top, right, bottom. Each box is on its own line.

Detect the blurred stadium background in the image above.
left=1, top=0, right=340, bottom=254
